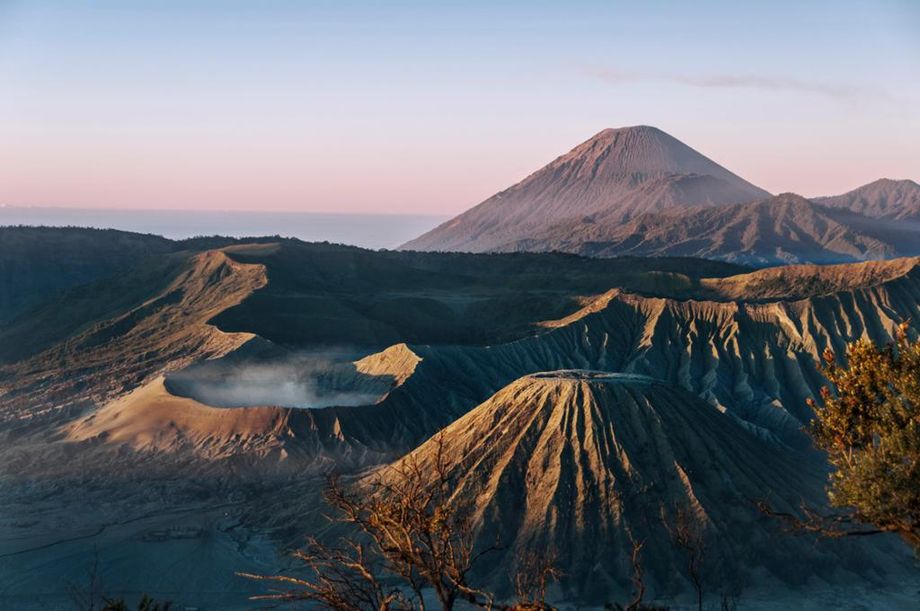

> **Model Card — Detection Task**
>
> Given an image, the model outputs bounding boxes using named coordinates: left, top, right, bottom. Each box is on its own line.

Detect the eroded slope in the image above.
left=370, top=372, right=908, bottom=602
left=0, top=248, right=267, bottom=423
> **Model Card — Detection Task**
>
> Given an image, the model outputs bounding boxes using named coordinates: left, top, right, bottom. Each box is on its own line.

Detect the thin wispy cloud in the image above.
left=589, top=68, right=880, bottom=106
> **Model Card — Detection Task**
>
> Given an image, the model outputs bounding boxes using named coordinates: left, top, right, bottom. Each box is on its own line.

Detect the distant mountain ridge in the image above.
left=402, top=126, right=770, bottom=252
left=402, top=127, right=920, bottom=266
left=816, top=178, right=920, bottom=222
left=0, top=227, right=173, bottom=323
left=497, top=193, right=902, bottom=266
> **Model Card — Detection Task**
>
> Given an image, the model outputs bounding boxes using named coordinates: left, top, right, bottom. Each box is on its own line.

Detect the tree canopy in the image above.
left=807, top=322, right=920, bottom=548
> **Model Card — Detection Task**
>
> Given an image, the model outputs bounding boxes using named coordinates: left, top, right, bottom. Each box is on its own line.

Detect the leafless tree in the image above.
left=755, top=499, right=899, bottom=540
left=718, top=586, right=740, bottom=611
left=69, top=547, right=104, bottom=611
left=242, top=537, right=411, bottom=611
left=669, top=506, right=707, bottom=611
left=241, top=434, right=521, bottom=611
left=608, top=538, right=670, bottom=611
left=512, top=552, right=561, bottom=611
left=624, top=539, right=646, bottom=611
left=68, top=551, right=171, bottom=611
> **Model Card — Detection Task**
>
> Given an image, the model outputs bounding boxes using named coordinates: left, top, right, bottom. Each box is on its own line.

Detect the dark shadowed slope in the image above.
left=0, top=227, right=174, bottom=323
left=401, top=126, right=769, bottom=252
left=498, top=194, right=905, bottom=266
left=817, top=178, right=920, bottom=222
left=210, top=239, right=746, bottom=346
left=0, top=247, right=268, bottom=422
left=0, top=226, right=256, bottom=326
left=371, top=371, right=910, bottom=602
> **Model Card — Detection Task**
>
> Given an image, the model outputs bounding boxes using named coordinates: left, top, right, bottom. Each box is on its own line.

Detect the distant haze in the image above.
left=1, top=2, right=918, bottom=214
left=0, top=207, right=447, bottom=250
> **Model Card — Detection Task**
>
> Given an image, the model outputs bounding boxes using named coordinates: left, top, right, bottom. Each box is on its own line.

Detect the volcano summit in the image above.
left=402, top=126, right=770, bottom=253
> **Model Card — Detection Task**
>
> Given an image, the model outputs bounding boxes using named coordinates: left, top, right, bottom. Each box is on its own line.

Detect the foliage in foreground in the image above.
left=806, top=321, right=920, bottom=548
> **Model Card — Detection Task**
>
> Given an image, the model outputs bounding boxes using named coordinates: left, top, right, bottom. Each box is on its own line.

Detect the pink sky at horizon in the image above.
left=1, top=1, right=918, bottom=215
left=4, top=123, right=917, bottom=215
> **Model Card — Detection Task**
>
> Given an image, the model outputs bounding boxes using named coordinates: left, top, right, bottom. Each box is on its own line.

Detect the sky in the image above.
left=0, top=1, right=918, bottom=214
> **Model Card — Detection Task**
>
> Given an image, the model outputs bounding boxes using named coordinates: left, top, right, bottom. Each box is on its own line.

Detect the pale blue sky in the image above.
left=1, top=1, right=918, bottom=213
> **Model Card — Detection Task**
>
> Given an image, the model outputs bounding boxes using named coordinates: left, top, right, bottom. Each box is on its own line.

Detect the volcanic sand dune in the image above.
left=370, top=371, right=910, bottom=602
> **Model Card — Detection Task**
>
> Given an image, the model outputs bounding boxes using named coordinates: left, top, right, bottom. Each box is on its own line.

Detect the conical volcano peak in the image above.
left=581, top=125, right=671, bottom=147
left=401, top=126, right=770, bottom=252
left=552, top=125, right=741, bottom=181
left=374, top=370, right=841, bottom=601
left=586, top=125, right=673, bottom=142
